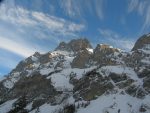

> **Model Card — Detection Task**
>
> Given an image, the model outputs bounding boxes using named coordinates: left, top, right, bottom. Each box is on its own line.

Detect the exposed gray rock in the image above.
left=132, top=34, right=150, bottom=51
left=71, top=49, right=92, bottom=68
left=5, top=73, right=58, bottom=103
left=55, top=42, right=71, bottom=51
left=55, top=38, right=92, bottom=53
left=73, top=69, right=114, bottom=100
left=92, top=44, right=119, bottom=65
left=0, top=35, right=150, bottom=112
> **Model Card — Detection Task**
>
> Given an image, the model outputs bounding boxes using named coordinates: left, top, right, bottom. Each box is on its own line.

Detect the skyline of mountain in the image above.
left=0, top=0, right=150, bottom=75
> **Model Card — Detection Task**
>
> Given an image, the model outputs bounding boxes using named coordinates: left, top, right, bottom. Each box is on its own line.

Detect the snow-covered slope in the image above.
left=0, top=36, right=150, bottom=113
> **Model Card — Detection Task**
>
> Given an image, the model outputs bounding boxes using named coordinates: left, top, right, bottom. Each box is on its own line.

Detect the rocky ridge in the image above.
left=0, top=34, right=150, bottom=113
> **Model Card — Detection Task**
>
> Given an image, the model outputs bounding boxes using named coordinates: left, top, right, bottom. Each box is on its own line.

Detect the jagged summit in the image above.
left=33, top=52, right=41, bottom=57
left=0, top=34, right=150, bottom=113
left=132, top=33, right=150, bottom=51
left=55, top=38, right=92, bottom=53
left=94, top=44, right=120, bottom=53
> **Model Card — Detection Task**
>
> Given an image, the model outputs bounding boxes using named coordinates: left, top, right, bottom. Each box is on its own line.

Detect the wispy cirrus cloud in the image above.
left=32, top=11, right=85, bottom=36
left=99, top=28, right=135, bottom=50
left=128, top=0, right=150, bottom=31
left=60, top=0, right=81, bottom=17
left=59, top=0, right=104, bottom=20
left=94, top=0, right=104, bottom=20
left=0, top=36, right=40, bottom=57
left=0, top=0, right=86, bottom=72
left=0, top=0, right=85, bottom=57
left=0, top=2, right=85, bottom=35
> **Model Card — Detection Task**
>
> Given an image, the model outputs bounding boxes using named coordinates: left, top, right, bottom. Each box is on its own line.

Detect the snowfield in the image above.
left=0, top=37, right=150, bottom=113
left=0, top=99, right=17, bottom=113
left=77, top=93, right=150, bottom=113
left=97, top=65, right=143, bottom=85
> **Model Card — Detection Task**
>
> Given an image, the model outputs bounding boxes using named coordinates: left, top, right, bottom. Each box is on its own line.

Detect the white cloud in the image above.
left=94, top=0, right=104, bottom=20
left=0, top=1, right=85, bottom=58
left=128, top=0, right=150, bottom=31
left=0, top=37, right=39, bottom=57
left=32, top=11, right=85, bottom=35
left=128, top=0, right=139, bottom=13
left=60, top=0, right=81, bottom=17
left=59, top=0, right=104, bottom=20
left=0, top=1, right=85, bottom=36
left=99, top=29, right=135, bottom=50
left=0, top=0, right=87, bottom=74
left=142, top=6, right=150, bottom=31
left=0, top=4, right=37, bottom=26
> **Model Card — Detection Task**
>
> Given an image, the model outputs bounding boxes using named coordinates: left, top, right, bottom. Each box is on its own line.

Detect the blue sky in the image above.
left=0, top=0, right=150, bottom=76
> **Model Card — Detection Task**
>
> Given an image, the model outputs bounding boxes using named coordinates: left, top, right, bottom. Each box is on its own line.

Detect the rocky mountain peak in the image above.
left=55, top=41, right=71, bottom=51
left=55, top=38, right=92, bottom=53
left=33, top=52, right=41, bottom=58
left=94, top=44, right=119, bottom=54
left=132, top=33, right=150, bottom=51
left=0, top=34, right=150, bottom=113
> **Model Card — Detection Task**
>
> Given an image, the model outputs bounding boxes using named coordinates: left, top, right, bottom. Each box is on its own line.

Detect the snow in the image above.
left=99, top=44, right=115, bottom=49
left=47, top=66, right=96, bottom=91
left=31, top=56, right=38, bottom=62
left=70, top=67, right=96, bottom=79
left=3, top=72, right=20, bottom=89
left=51, top=50, right=73, bottom=57
left=3, top=80, right=14, bottom=89
left=77, top=93, right=150, bottom=113
left=67, top=96, right=75, bottom=105
left=86, top=48, right=93, bottom=53
left=0, top=76, right=5, bottom=82
left=113, top=52, right=120, bottom=56
left=0, top=99, right=17, bottom=113
left=30, top=104, right=60, bottom=113
left=147, top=33, right=150, bottom=37
left=50, top=72, right=73, bottom=91
left=97, top=65, right=143, bottom=85
left=29, top=94, right=150, bottom=113
left=25, top=102, right=33, bottom=111
left=33, top=62, right=40, bottom=68
left=40, top=68, right=54, bottom=75
left=139, top=49, right=150, bottom=54
left=63, top=55, right=74, bottom=69
left=98, top=65, right=134, bottom=76
left=141, top=59, right=150, bottom=65
left=29, top=95, right=75, bottom=113
left=109, top=45, right=113, bottom=48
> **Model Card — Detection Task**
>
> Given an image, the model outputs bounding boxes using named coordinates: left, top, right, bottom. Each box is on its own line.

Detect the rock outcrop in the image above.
left=0, top=33, right=150, bottom=113
left=55, top=38, right=92, bottom=53
left=132, top=34, right=150, bottom=51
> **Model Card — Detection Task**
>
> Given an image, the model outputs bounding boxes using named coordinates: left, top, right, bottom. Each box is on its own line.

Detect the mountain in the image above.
left=132, top=33, right=150, bottom=51
left=0, top=34, right=150, bottom=113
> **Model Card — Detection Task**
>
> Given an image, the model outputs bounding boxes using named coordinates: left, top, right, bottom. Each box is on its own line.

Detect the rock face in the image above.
left=55, top=42, right=71, bottom=51
left=55, top=38, right=92, bottom=53
left=132, top=34, right=150, bottom=51
left=73, top=69, right=114, bottom=100
left=92, top=44, right=120, bottom=65
left=9, top=73, right=57, bottom=99
left=0, top=34, right=150, bottom=113
left=71, top=49, right=92, bottom=68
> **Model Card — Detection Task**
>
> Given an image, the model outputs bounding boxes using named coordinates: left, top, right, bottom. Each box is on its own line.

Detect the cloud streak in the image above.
left=0, top=1, right=85, bottom=57
left=0, top=2, right=85, bottom=34
left=0, top=0, right=86, bottom=72
left=99, top=29, right=135, bottom=50
left=0, top=37, right=39, bottom=57
left=128, top=0, right=150, bottom=31
left=59, top=0, right=104, bottom=20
